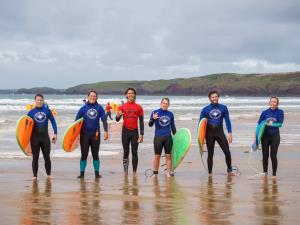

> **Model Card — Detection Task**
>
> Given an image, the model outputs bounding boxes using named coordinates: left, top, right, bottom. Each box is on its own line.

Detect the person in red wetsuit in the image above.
left=116, top=88, right=144, bottom=176
left=105, top=102, right=113, bottom=120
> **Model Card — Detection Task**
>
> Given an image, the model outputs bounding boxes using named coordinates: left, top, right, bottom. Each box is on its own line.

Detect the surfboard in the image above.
left=62, top=118, right=84, bottom=152
left=255, top=120, right=267, bottom=146
left=197, top=118, right=207, bottom=156
left=110, top=103, right=120, bottom=113
left=16, top=115, right=34, bottom=156
left=171, top=128, right=192, bottom=172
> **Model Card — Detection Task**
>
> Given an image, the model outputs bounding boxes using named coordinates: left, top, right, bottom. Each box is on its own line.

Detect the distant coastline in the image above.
left=1, top=72, right=300, bottom=96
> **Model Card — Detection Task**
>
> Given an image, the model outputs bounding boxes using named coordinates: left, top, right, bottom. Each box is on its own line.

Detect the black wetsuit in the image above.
left=258, top=108, right=284, bottom=176
left=28, top=105, right=57, bottom=177
left=199, top=103, right=232, bottom=173
left=116, top=101, right=144, bottom=173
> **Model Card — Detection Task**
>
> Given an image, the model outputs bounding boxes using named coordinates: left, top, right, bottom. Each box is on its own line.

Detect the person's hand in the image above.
left=153, top=112, right=159, bottom=120
left=52, top=134, right=57, bottom=144
left=227, top=133, right=232, bottom=143
left=103, top=132, right=108, bottom=140
left=117, top=110, right=123, bottom=117
left=138, top=135, right=144, bottom=143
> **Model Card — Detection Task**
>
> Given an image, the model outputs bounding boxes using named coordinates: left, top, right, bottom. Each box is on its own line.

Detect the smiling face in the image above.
left=160, top=99, right=169, bottom=111
left=35, top=96, right=44, bottom=108
left=88, top=92, right=97, bottom=104
left=269, top=97, right=279, bottom=109
left=126, top=89, right=136, bottom=102
left=209, top=93, right=219, bottom=104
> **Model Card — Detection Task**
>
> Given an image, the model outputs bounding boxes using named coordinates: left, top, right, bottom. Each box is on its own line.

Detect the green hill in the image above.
left=65, top=72, right=300, bottom=96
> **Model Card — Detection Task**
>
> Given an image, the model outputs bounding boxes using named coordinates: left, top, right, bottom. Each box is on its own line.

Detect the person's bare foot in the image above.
left=166, top=172, right=171, bottom=178
left=47, top=175, right=51, bottom=179
left=272, top=176, right=277, bottom=180
left=208, top=173, right=212, bottom=177
left=32, top=176, right=37, bottom=180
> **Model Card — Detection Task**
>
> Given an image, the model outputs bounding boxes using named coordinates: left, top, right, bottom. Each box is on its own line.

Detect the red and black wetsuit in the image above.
left=116, top=101, right=144, bottom=173
left=105, top=104, right=113, bottom=120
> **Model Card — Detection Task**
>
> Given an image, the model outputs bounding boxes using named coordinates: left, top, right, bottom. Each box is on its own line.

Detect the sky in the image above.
left=0, top=0, right=299, bottom=88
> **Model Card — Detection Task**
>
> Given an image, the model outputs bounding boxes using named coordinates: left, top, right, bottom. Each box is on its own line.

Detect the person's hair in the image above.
left=269, top=96, right=279, bottom=105
left=161, top=97, right=170, bottom=104
left=124, top=88, right=137, bottom=95
left=208, top=90, right=220, bottom=98
left=88, top=90, right=98, bottom=97
left=34, top=94, right=44, bottom=100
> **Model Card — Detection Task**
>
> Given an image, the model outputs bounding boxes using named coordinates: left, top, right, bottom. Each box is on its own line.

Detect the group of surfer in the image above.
left=26, top=88, right=284, bottom=180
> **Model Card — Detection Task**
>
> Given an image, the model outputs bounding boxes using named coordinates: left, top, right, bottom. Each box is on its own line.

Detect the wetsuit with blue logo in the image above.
left=27, top=105, right=57, bottom=177
left=149, top=108, right=176, bottom=155
left=76, top=102, right=108, bottom=178
left=258, top=108, right=284, bottom=176
left=199, top=103, right=233, bottom=173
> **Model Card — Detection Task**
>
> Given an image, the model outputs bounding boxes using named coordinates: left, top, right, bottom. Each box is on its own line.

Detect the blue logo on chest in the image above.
left=87, top=108, right=98, bottom=119
left=209, top=109, right=222, bottom=120
left=159, top=116, right=171, bottom=127
left=34, top=112, right=47, bottom=123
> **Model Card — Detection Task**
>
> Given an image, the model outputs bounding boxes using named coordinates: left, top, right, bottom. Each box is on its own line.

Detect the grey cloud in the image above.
left=0, top=0, right=299, bottom=88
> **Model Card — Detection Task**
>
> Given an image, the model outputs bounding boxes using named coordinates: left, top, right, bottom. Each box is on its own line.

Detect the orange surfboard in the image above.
left=197, top=118, right=207, bottom=156
left=16, top=116, right=34, bottom=156
left=62, top=118, right=84, bottom=152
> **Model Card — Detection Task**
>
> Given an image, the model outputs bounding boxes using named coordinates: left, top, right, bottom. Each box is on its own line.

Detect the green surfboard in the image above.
left=255, top=120, right=267, bottom=146
left=171, top=128, right=192, bottom=172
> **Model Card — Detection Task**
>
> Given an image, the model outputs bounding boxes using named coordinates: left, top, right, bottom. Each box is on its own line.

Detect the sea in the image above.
left=0, top=94, right=299, bottom=159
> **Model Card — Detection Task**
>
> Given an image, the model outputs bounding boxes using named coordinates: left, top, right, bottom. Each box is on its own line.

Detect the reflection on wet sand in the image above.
left=199, top=176, right=233, bottom=225
left=78, top=180, right=103, bottom=225
left=20, top=179, right=52, bottom=225
left=121, top=176, right=141, bottom=225
left=255, top=179, right=281, bottom=225
left=152, top=177, right=190, bottom=225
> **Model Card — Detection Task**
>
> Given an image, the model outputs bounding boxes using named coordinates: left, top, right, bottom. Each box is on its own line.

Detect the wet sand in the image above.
left=1, top=118, right=300, bottom=225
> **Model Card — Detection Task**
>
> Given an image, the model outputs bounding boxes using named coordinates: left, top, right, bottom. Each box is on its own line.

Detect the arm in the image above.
left=224, top=106, right=232, bottom=133
left=116, top=106, right=123, bottom=122
left=148, top=111, right=155, bottom=127
left=75, top=107, right=84, bottom=121
left=100, top=106, right=108, bottom=132
left=139, top=116, right=144, bottom=135
left=48, top=110, right=58, bottom=134
left=199, top=109, right=205, bottom=124
left=270, top=110, right=284, bottom=128
left=257, top=111, right=264, bottom=124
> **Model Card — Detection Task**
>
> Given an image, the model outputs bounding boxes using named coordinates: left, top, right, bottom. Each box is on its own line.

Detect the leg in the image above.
left=122, top=128, right=130, bottom=174
left=164, top=136, right=173, bottom=176
left=153, top=136, right=164, bottom=173
left=270, top=133, right=280, bottom=177
left=108, top=112, right=113, bottom=120
left=131, top=130, right=139, bottom=173
left=261, top=135, right=270, bottom=174
left=205, top=134, right=215, bottom=174
left=40, top=135, right=51, bottom=176
left=78, top=133, right=90, bottom=177
left=30, top=135, right=41, bottom=178
left=91, top=135, right=101, bottom=178
left=215, top=132, right=232, bottom=173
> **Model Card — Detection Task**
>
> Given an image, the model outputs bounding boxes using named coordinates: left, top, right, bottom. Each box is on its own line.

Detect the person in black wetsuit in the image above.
left=256, top=97, right=284, bottom=179
left=116, top=88, right=144, bottom=176
left=199, top=91, right=234, bottom=176
left=149, top=98, right=176, bottom=177
left=76, top=90, right=108, bottom=179
left=27, top=94, right=57, bottom=180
